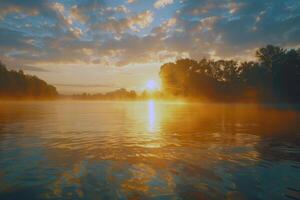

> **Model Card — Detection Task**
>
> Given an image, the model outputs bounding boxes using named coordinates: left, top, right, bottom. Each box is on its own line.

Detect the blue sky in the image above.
left=0, top=0, right=300, bottom=94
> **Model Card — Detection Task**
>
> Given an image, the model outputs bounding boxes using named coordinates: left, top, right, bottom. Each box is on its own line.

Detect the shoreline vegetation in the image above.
left=1, top=45, right=300, bottom=103
left=0, top=62, right=57, bottom=100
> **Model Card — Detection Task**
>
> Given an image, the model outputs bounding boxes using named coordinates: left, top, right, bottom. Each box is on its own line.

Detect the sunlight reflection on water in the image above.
left=0, top=101, right=299, bottom=199
left=148, top=100, right=156, bottom=133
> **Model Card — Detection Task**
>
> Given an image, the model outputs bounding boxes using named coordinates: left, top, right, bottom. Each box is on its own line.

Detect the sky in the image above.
left=0, top=0, right=300, bottom=94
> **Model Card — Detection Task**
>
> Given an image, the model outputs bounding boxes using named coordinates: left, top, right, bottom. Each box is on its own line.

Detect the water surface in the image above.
left=0, top=101, right=300, bottom=200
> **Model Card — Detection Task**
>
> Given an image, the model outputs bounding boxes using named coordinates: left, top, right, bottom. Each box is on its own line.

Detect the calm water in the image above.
left=0, top=101, right=300, bottom=200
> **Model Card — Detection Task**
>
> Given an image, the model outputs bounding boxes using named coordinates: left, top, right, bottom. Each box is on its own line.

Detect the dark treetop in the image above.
left=160, top=45, right=300, bottom=103
left=0, top=62, right=58, bottom=99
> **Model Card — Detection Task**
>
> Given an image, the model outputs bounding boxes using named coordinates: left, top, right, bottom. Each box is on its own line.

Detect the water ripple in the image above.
left=0, top=101, right=300, bottom=199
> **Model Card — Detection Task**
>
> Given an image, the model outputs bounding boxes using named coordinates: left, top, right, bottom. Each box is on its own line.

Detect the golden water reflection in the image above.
left=147, top=100, right=156, bottom=133
left=0, top=101, right=300, bottom=199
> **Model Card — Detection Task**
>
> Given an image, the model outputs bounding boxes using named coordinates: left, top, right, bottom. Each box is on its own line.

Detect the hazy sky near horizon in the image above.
left=0, top=0, right=300, bottom=94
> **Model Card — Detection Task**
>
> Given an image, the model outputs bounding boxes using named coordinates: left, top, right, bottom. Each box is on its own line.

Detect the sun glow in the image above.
left=146, top=80, right=159, bottom=91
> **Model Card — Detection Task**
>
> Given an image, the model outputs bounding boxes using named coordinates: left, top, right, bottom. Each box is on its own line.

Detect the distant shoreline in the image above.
left=1, top=97, right=300, bottom=107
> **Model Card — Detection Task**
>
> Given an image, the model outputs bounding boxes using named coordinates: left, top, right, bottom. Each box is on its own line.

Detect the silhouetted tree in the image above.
left=0, top=61, right=58, bottom=99
left=159, top=45, right=300, bottom=103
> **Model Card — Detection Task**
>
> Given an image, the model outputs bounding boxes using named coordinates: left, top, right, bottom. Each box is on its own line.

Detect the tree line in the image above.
left=160, top=45, right=300, bottom=103
left=72, top=88, right=137, bottom=100
left=1, top=45, right=300, bottom=102
left=0, top=62, right=58, bottom=99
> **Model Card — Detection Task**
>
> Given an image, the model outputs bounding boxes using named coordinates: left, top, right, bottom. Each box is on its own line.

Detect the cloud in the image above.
left=0, top=0, right=69, bottom=28
left=0, top=28, right=35, bottom=51
left=70, top=5, right=89, bottom=24
left=0, top=0, right=44, bottom=19
left=94, top=10, right=153, bottom=34
left=0, top=0, right=299, bottom=69
left=50, top=2, right=81, bottom=37
left=12, top=65, right=51, bottom=72
left=154, top=0, right=174, bottom=9
left=69, top=0, right=104, bottom=24
left=127, top=0, right=137, bottom=4
left=163, top=0, right=300, bottom=60
left=104, top=5, right=130, bottom=14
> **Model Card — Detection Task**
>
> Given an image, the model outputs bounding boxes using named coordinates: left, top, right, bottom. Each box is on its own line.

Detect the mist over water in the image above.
left=0, top=101, right=300, bottom=200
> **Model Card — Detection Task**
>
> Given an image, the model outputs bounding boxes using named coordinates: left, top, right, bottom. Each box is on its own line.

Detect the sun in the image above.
left=146, top=80, right=159, bottom=91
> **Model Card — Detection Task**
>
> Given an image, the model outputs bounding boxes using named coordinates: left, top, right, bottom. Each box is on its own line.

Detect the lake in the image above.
left=0, top=101, right=300, bottom=200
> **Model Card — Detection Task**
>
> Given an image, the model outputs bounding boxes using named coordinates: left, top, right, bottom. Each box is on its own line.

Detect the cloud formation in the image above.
left=154, top=0, right=174, bottom=9
left=94, top=10, right=153, bottom=34
left=0, top=0, right=299, bottom=69
left=127, top=0, right=137, bottom=4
